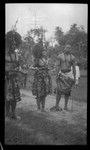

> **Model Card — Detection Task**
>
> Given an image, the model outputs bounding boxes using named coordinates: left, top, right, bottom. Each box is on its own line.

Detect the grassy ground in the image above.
left=5, top=70, right=87, bottom=145
left=5, top=108, right=87, bottom=145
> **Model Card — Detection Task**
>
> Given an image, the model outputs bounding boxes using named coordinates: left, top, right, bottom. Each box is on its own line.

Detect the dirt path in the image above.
left=5, top=89, right=87, bottom=145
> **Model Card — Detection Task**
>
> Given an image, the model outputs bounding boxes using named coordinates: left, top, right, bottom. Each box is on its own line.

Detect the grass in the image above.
left=5, top=108, right=87, bottom=145
left=71, top=77, right=87, bottom=102
left=5, top=70, right=87, bottom=145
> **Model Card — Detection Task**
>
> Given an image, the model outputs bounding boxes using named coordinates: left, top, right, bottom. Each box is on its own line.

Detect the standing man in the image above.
left=52, top=45, right=77, bottom=111
left=5, top=30, right=22, bottom=119
left=5, top=70, right=21, bottom=119
left=32, top=39, right=52, bottom=111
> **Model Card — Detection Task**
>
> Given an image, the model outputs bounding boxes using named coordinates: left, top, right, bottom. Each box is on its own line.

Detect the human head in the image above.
left=33, top=39, right=44, bottom=60
left=64, top=44, right=71, bottom=54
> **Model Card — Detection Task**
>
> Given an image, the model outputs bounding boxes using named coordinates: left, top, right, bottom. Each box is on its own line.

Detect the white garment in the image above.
left=71, top=65, right=80, bottom=80
left=75, top=66, right=80, bottom=80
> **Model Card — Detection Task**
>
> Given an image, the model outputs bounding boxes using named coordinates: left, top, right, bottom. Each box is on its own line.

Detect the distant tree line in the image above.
left=54, top=24, right=87, bottom=69
left=18, top=23, right=87, bottom=72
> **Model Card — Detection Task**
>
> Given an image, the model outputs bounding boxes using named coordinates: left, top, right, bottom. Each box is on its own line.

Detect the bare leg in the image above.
left=5, top=101, right=10, bottom=117
left=64, top=95, right=69, bottom=110
left=36, top=97, right=41, bottom=110
left=55, top=88, right=61, bottom=109
left=41, top=96, right=46, bottom=111
left=11, top=100, right=17, bottom=119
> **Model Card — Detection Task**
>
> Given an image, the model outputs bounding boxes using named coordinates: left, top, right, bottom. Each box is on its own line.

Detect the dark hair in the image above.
left=6, top=30, right=22, bottom=54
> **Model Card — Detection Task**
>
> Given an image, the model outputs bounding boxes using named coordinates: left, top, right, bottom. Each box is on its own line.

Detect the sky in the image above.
left=5, top=3, right=88, bottom=40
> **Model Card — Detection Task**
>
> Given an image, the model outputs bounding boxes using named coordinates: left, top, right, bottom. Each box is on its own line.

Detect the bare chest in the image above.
left=60, top=54, right=72, bottom=70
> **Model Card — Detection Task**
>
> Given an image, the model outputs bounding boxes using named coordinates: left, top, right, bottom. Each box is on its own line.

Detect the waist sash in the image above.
left=56, top=71, right=74, bottom=93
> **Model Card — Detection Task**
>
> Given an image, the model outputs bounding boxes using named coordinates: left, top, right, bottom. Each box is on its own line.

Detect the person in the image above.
left=51, top=45, right=77, bottom=111
left=5, top=52, right=21, bottom=119
left=5, top=30, right=22, bottom=119
left=32, top=39, right=52, bottom=111
left=5, top=70, right=21, bottom=119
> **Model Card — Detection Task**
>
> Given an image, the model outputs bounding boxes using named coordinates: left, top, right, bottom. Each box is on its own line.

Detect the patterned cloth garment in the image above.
left=5, top=74, right=21, bottom=102
left=32, top=66, right=52, bottom=98
left=56, top=71, right=75, bottom=95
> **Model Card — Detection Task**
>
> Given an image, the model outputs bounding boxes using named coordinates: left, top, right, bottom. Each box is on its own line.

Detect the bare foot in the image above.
left=50, top=106, right=62, bottom=112
left=11, top=115, right=21, bottom=120
left=41, top=109, right=46, bottom=112
left=64, top=107, right=68, bottom=111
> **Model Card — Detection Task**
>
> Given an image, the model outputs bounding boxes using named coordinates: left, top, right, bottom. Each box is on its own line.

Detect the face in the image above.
left=64, top=46, right=71, bottom=54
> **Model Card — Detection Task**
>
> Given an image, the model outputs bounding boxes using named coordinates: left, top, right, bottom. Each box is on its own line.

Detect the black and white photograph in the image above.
left=5, top=3, right=87, bottom=145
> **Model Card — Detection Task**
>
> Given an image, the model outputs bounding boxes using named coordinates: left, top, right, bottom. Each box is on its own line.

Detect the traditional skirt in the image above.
left=32, top=68, right=52, bottom=98
left=56, top=71, right=75, bottom=95
left=5, top=77, right=21, bottom=102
